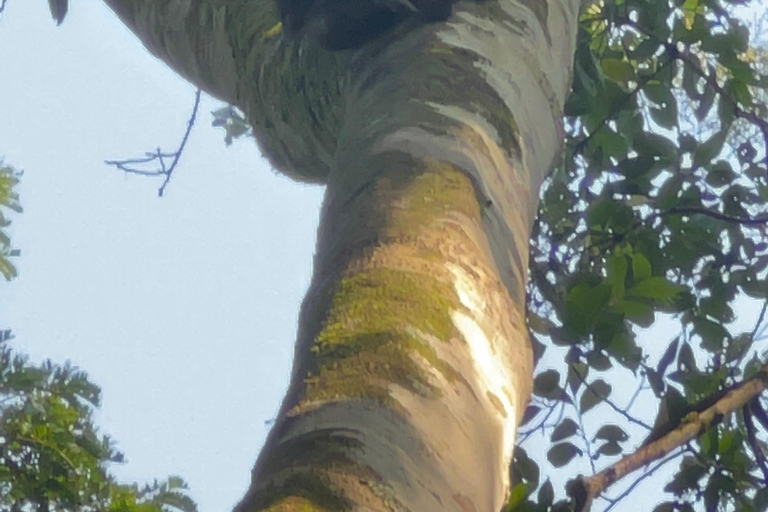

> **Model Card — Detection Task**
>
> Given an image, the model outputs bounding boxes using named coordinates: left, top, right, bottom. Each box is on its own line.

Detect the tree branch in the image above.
left=663, top=206, right=768, bottom=226
left=744, top=398, right=768, bottom=484
left=104, top=89, right=201, bottom=197
left=575, top=361, right=768, bottom=511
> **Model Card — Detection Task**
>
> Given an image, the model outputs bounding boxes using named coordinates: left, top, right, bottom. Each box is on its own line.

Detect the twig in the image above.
left=751, top=301, right=768, bottom=341
left=599, top=447, right=683, bottom=512
left=665, top=207, right=768, bottom=225
left=105, top=89, right=202, bottom=197
left=572, top=364, right=652, bottom=431
left=744, top=399, right=768, bottom=484
left=16, top=434, right=79, bottom=473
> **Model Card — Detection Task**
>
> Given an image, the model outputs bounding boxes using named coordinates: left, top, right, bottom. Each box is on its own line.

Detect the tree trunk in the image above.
left=102, top=0, right=579, bottom=510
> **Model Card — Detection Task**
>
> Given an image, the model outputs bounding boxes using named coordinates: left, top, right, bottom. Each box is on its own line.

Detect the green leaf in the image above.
left=594, top=424, right=629, bottom=442
left=586, top=350, right=612, bottom=371
left=580, top=379, right=611, bottom=413
left=595, top=440, right=622, bottom=457
left=601, top=58, right=634, bottom=83
left=506, top=483, right=529, bottom=510
left=533, top=369, right=562, bottom=399
left=513, top=446, right=540, bottom=487
left=755, top=487, right=768, bottom=511
left=649, top=103, right=678, bottom=129
left=632, top=39, right=660, bottom=60
left=632, top=132, right=677, bottom=162
left=565, top=281, right=611, bottom=335
left=631, top=253, right=652, bottom=282
left=537, top=480, right=554, bottom=507
left=0, top=339, right=199, bottom=512
left=551, top=418, right=579, bottom=442
left=588, top=199, right=634, bottom=233
left=567, top=360, right=588, bottom=393
left=705, top=160, right=736, bottom=187
left=607, top=255, right=628, bottom=300
left=692, top=130, right=727, bottom=168
left=618, top=156, right=655, bottom=179
left=613, top=298, right=654, bottom=326
left=547, top=442, right=582, bottom=468
left=692, top=317, right=729, bottom=352
left=627, top=277, right=682, bottom=302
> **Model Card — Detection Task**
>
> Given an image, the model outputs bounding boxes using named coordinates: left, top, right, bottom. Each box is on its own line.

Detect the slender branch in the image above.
left=105, top=89, right=202, bottom=197
left=663, top=206, right=768, bottom=225
left=752, top=301, right=768, bottom=340
left=575, top=360, right=768, bottom=511
left=625, top=374, right=646, bottom=412
left=572, top=363, right=652, bottom=431
left=16, top=434, right=79, bottom=473
left=599, top=448, right=684, bottom=512
left=573, top=387, right=598, bottom=474
left=518, top=400, right=564, bottom=443
left=744, top=399, right=768, bottom=484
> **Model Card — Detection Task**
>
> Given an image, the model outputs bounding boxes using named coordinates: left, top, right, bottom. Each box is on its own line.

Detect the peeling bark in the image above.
left=101, top=0, right=579, bottom=510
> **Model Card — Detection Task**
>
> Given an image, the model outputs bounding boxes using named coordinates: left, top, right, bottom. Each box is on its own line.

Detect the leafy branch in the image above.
left=574, top=361, right=768, bottom=511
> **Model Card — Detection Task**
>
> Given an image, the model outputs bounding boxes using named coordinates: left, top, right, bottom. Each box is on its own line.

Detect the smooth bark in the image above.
left=101, top=1, right=579, bottom=510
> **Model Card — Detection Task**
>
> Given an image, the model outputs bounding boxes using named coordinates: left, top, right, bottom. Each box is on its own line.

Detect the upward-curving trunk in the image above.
left=101, top=0, right=579, bottom=510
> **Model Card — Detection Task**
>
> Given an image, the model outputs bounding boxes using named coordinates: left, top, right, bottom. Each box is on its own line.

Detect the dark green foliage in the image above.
left=515, top=0, right=768, bottom=509
left=0, top=165, right=196, bottom=511
left=0, top=338, right=198, bottom=512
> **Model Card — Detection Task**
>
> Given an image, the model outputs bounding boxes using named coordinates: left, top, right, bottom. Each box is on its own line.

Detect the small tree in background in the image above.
left=0, top=165, right=197, bottom=512
left=0, top=338, right=197, bottom=512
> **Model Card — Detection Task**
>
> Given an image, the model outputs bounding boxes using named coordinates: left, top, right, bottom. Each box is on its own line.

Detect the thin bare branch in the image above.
left=105, top=89, right=202, bottom=197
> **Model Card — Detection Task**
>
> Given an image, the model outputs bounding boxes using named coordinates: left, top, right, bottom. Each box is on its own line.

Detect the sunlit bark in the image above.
left=102, top=0, right=579, bottom=509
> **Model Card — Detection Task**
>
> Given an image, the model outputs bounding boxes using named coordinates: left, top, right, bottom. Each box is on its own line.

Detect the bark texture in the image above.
left=101, top=0, right=579, bottom=510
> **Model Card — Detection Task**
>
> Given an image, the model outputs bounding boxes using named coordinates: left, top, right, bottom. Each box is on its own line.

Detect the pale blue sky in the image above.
left=2, top=2, right=767, bottom=512
left=1, top=3, right=323, bottom=511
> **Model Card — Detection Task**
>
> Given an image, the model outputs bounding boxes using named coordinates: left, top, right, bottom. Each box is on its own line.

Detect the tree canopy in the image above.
left=512, top=0, right=768, bottom=510
left=7, top=0, right=768, bottom=509
left=0, top=165, right=198, bottom=512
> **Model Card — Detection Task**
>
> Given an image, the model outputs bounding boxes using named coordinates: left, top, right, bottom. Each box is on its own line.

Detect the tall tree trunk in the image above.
left=102, top=0, right=579, bottom=510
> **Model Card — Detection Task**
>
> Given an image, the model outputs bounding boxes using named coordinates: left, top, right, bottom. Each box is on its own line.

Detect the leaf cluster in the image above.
left=0, top=338, right=198, bottom=512
left=0, top=164, right=22, bottom=281
left=515, top=0, right=768, bottom=509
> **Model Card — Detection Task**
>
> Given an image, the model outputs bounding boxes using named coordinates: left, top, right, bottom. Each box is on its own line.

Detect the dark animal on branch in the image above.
left=277, top=0, right=472, bottom=49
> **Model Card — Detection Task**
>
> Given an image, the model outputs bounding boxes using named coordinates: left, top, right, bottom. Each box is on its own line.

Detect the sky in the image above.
left=2, top=2, right=767, bottom=512
left=0, top=3, right=324, bottom=511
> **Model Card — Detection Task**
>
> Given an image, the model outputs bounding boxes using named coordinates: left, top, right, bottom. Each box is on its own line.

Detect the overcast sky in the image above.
left=1, top=3, right=324, bottom=511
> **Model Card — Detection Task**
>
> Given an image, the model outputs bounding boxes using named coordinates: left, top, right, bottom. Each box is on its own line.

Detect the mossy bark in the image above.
left=101, top=0, right=580, bottom=510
